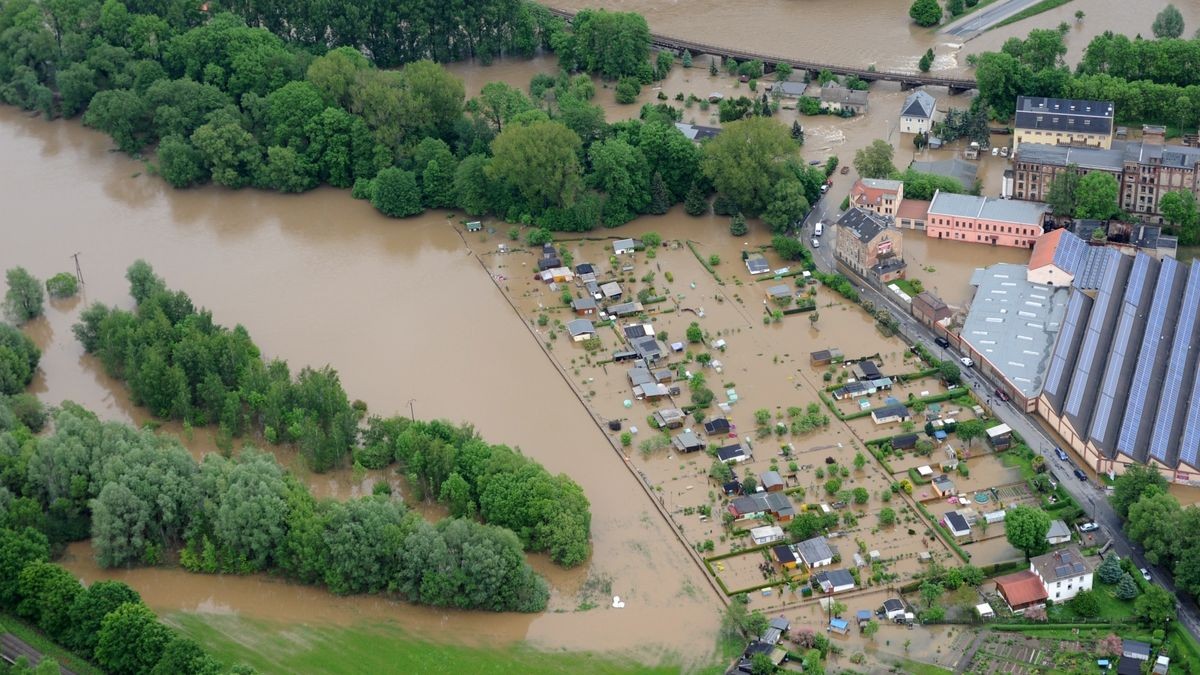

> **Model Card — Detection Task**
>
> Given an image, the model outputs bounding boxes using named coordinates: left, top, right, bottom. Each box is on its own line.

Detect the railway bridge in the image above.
left=544, top=7, right=977, bottom=95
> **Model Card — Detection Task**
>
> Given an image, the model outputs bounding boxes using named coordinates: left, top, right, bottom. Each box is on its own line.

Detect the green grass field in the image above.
left=169, top=613, right=717, bottom=675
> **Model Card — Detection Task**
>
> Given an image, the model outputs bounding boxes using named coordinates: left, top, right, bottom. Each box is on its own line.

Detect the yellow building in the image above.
left=1012, top=96, right=1114, bottom=152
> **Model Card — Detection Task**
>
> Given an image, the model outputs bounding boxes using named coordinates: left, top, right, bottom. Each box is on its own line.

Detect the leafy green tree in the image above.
left=1005, top=505, right=1051, bottom=558
left=701, top=117, right=798, bottom=216
left=1115, top=573, right=1140, bottom=600
left=83, top=89, right=147, bottom=153
left=918, top=49, right=934, bottom=73
left=1161, top=190, right=1200, bottom=245
left=1074, top=172, right=1120, bottom=220
left=955, top=419, right=987, bottom=449
left=919, top=579, right=944, bottom=607
left=637, top=122, right=701, bottom=202
left=648, top=172, right=671, bottom=215
left=1112, top=464, right=1168, bottom=518
left=615, top=76, right=641, bottom=104
left=95, top=602, right=172, bottom=675
left=190, top=115, right=262, bottom=189
left=1096, top=554, right=1123, bottom=584
left=488, top=121, right=583, bottom=213
left=440, top=472, right=476, bottom=518
left=1126, top=490, right=1181, bottom=566
left=263, top=145, right=318, bottom=193
left=0, top=528, right=49, bottom=608
left=15, top=561, right=81, bottom=640
left=685, top=183, right=709, bottom=216
left=909, top=0, right=943, bottom=27
left=1046, top=166, right=1080, bottom=216
left=879, top=507, right=896, bottom=526
left=762, top=179, right=810, bottom=233
left=1069, top=589, right=1100, bottom=617
left=156, top=135, right=208, bottom=188
left=5, top=267, right=44, bottom=324
left=471, top=82, right=535, bottom=133
left=853, top=140, right=895, bottom=179
left=962, top=565, right=984, bottom=587
left=56, top=62, right=99, bottom=117
left=370, top=168, right=423, bottom=218
left=588, top=138, right=650, bottom=225
left=946, top=0, right=964, bottom=16
left=1135, top=584, right=1177, bottom=625
left=937, top=359, right=961, bottom=385
left=775, top=63, right=793, bottom=81
left=730, top=213, right=748, bottom=236
left=150, top=636, right=224, bottom=675
left=972, top=52, right=1031, bottom=118
left=1153, top=4, right=1185, bottom=39
left=65, top=581, right=142, bottom=657
left=569, top=10, right=652, bottom=79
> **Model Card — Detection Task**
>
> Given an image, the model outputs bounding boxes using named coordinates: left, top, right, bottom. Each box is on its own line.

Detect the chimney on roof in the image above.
left=1143, top=125, right=1166, bottom=146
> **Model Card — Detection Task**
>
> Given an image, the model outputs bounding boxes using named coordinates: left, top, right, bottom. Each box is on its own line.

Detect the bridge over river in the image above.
left=544, top=7, right=978, bottom=94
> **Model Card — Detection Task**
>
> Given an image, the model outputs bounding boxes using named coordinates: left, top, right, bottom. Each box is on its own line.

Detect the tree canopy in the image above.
left=1005, top=505, right=1051, bottom=558
left=701, top=117, right=798, bottom=216
left=853, top=140, right=895, bottom=179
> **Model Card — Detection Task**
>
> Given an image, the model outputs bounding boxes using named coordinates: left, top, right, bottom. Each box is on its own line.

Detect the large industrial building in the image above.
left=963, top=228, right=1200, bottom=484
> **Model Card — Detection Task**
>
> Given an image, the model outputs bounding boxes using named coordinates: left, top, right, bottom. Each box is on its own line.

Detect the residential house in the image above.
left=850, top=178, right=905, bottom=218
left=932, top=474, right=956, bottom=497
left=926, top=190, right=1048, bottom=248
left=820, top=85, right=869, bottom=115
left=896, top=198, right=930, bottom=230
left=673, top=122, right=721, bottom=142
left=814, top=569, right=856, bottom=593
left=1046, top=519, right=1072, bottom=545
left=774, top=81, right=808, bottom=102
left=704, top=417, right=732, bottom=435
left=796, top=536, right=835, bottom=569
left=745, top=253, right=771, bottom=275
left=571, top=296, right=597, bottom=316
left=911, top=158, right=978, bottom=191
left=899, top=90, right=938, bottom=134
left=600, top=281, right=623, bottom=301
left=727, top=493, right=794, bottom=522
left=835, top=207, right=906, bottom=283
left=575, top=262, right=595, bottom=277
left=716, top=444, right=748, bottom=464
left=1030, top=546, right=1094, bottom=602
left=566, top=319, right=595, bottom=342
left=870, top=404, right=911, bottom=425
left=912, top=291, right=950, bottom=328
left=671, top=430, right=706, bottom=454
left=1012, top=96, right=1114, bottom=152
left=751, top=525, right=785, bottom=545
left=943, top=511, right=971, bottom=539
left=765, top=284, right=793, bottom=303
left=882, top=599, right=906, bottom=621
left=728, top=496, right=766, bottom=521
left=653, top=408, right=686, bottom=429
left=760, top=471, right=785, bottom=492
left=994, top=570, right=1049, bottom=613
left=772, top=545, right=799, bottom=569
left=613, top=238, right=637, bottom=255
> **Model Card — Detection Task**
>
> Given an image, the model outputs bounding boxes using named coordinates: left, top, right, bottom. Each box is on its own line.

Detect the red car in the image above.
left=994, top=387, right=1011, bottom=402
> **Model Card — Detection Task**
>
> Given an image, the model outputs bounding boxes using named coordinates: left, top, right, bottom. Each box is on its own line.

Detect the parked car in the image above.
left=1073, top=468, right=1088, bottom=481
left=934, top=336, right=951, bottom=349
left=959, top=357, right=974, bottom=368
left=1141, top=567, right=1152, bottom=582
left=809, top=159, right=822, bottom=165
left=840, top=165, right=850, bottom=175
left=1079, top=522, right=1100, bottom=532
left=1054, top=447, right=1069, bottom=461
left=820, top=184, right=829, bottom=193
left=812, top=238, right=821, bottom=248
left=831, top=501, right=847, bottom=510
left=994, top=387, right=1011, bottom=402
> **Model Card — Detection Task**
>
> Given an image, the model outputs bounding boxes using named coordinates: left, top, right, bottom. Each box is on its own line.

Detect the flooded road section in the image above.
left=0, top=106, right=719, bottom=660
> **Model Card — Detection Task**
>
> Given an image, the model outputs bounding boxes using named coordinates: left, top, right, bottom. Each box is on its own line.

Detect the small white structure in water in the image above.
left=612, top=596, right=626, bottom=609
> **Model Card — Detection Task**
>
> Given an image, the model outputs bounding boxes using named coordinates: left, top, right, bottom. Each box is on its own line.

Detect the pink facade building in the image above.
left=926, top=190, right=1048, bottom=248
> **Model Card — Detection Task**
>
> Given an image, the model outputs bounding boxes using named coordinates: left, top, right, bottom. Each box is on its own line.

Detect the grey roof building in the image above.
left=673, top=122, right=721, bottom=142
left=631, top=336, right=665, bottom=363
left=1014, top=142, right=1126, bottom=173
left=910, top=158, right=978, bottom=190
left=672, top=430, right=705, bottom=453
left=961, top=263, right=1070, bottom=399
left=1015, top=96, right=1114, bottom=142
left=796, top=536, right=835, bottom=566
left=927, top=191, right=1049, bottom=226
left=566, top=319, right=595, bottom=339
left=900, top=90, right=936, bottom=120
left=775, top=81, right=808, bottom=98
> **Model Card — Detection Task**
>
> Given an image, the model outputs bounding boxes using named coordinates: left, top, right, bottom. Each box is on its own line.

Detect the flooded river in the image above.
left=0, top=105, right=720, bottom=661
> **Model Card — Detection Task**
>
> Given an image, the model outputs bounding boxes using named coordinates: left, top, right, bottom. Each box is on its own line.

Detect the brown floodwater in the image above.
left=0, top=105, right=721, bottom=661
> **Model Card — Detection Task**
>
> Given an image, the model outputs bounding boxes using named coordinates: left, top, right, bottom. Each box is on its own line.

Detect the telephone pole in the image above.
left=71, top=252, right=84, bottom=286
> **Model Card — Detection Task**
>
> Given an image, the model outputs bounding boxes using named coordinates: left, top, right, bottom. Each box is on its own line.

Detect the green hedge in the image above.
left=908, top=467, right=932, bottom=485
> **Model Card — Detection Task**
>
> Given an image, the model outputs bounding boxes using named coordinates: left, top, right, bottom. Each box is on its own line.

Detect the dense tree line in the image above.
left=973, top=27, right=1200, bottom=130
left=1113, top=466, right=1200, bottom=602
left=0, top=0, right=814, bottom=232
left=0, top=390, right=551, bottom=612
left=0, top=323, right=39, bottom=396
left=70, top=261, right=589, bottom=568
left=356, top=417, right=591, bottom=566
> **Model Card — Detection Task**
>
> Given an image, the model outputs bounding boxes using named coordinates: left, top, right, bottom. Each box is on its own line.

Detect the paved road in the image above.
left=1, top=633, right=75, bottom=674
left=942, top=0, right=1043, bottom=38
left=796, top=199, right=1200, bottom=641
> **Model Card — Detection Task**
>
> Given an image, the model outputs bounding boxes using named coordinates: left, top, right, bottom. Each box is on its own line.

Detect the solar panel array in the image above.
left=1063, top=254, right=1130, bottom=425
left=1074, top=247, right=1121, bottom=291
left=1042, top=291, right=1092, bottom=412
left=1180, top=356, right=1200, bottom=467
left=1088, top=254, right=1157, bottom=453
left=1116, top=257, right=1181, bottom=461
left=1052, top=231, right=1088, bottom=276
left=1148, top=261, right=1200, bottom=465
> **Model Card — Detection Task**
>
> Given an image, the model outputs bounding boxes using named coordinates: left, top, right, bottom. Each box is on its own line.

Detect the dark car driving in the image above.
left=934, top=337, right=950, bottom=349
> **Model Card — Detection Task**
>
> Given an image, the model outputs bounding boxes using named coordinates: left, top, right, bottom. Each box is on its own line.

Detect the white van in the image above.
left=814, top=221, right=824, bottom=237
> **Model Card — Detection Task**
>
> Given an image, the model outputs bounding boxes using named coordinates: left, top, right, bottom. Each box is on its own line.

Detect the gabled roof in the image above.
left=928, top=191, right=1047, bottom=225
left=1031, top=546, right=1093, bottom=581
left=716, top=444, right=745, bottom=461
left=572, top=296, right=597, bottom=311
left=815, top=568, right=855, bottom=588
left=901, top=90, right=936, bottom=119
left=851, top=178, right=903, bottom=208
left=820, top=84, right=868, bottom=106
left=760, top=470, right=784, bottom=488
left=882, top=598, right=904, bottom=613
left=1046, top=519, right=1071, bottom=541
left=775, top=81, right=808, bottom=97
left=796, top=536, right=834, bottom=564
left=704, top=418, right=731, bottom=435
left=836, top=207, right=891, bottom=243
left=772, top=544, right=797, bottom=564
left=566, top=319, right=594, bottom=337
left=944, top=511, right=970, bottom=534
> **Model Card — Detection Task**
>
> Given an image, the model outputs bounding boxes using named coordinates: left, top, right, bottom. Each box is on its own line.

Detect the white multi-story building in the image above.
left=1030, top=546, right=1094, bottom=602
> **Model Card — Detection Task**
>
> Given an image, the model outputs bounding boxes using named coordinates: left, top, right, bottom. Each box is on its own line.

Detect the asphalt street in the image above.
left=798, top=197, right=1200, bottom=639
left=942, top=0, right=1044, bottom=39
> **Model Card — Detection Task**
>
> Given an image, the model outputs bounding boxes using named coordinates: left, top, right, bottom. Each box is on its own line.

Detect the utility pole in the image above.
left=71, top=252, right=84, bottom=285
left=407, top=399, right=416, bottom=422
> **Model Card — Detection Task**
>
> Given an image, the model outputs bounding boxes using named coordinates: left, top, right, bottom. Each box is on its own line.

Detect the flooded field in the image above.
left=0, top=105, right=722, bottom=661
